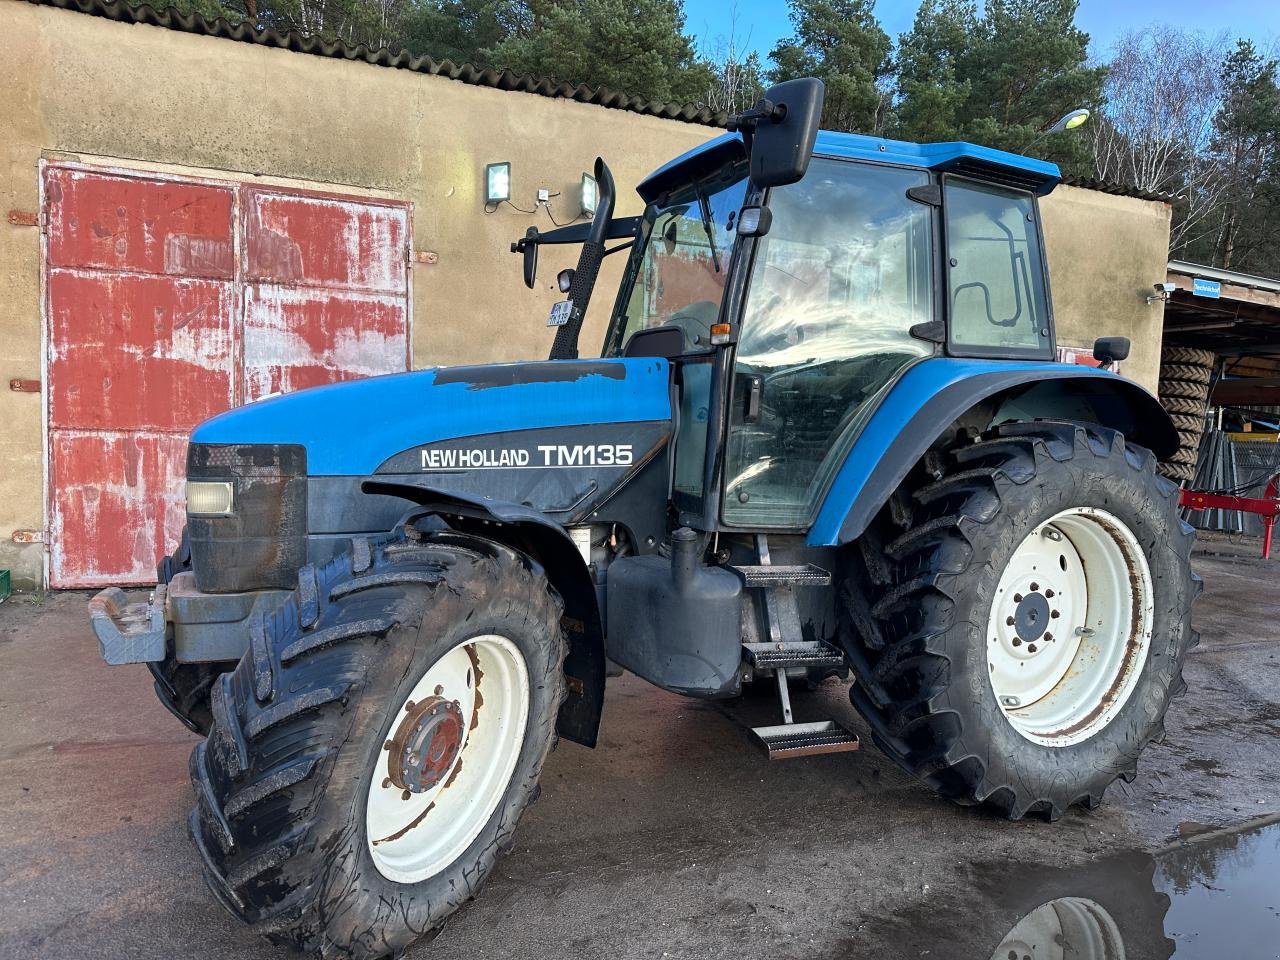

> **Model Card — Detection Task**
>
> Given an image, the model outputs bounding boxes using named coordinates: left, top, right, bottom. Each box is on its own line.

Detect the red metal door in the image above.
left=240, top=187, right=410, bottom=400
left=44, top=165, right=411, bottom=588
left=45, top=167, right=237, bottom=588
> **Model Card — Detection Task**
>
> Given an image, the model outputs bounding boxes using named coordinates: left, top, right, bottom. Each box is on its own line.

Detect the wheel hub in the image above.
left=1013, top=590, right=1051, bottom=643
left=386, top=696, right=465, bottom=794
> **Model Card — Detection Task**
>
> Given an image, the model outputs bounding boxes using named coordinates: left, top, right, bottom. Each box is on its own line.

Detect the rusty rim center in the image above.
left=386, top=696, right=465, bottom=793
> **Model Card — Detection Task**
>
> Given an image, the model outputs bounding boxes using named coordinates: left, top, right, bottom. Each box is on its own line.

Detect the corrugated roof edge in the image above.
left=1059, top=174, right=1175, bottom=203
left=24, top=0, right=728, bottom=127
left=20, top=0, right=1176, bottom=205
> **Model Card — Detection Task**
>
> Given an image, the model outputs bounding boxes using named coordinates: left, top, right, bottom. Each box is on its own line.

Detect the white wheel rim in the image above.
left=988, top=898, right=1125, bottom=960
left=986, top=508, right=1153, bottom=747
left=366, top=634, right=530, bottom=883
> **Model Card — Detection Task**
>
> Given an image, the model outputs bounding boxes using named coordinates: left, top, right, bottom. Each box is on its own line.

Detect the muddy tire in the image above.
left=840, top=422, right=1199, bottom=820
left=189, top=527, right=566, bottom=958
left=148, top=528, right=233, bottom=735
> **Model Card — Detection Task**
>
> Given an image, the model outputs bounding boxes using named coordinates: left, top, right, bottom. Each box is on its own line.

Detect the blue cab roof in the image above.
left=638, top=130, right=1061, bottom=202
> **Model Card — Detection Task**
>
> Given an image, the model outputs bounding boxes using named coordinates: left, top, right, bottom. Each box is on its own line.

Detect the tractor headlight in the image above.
left=186, top=480, right=235, bottom=517
left=185, top=443, right=307, bottom=593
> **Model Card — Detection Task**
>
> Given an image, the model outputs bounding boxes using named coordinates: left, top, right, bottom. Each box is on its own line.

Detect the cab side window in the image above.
left=944, top=179, right=1051, bottom=356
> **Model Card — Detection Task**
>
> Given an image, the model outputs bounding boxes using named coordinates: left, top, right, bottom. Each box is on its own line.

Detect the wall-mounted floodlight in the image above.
left=580, top=172, right=598, bottom=217
left=485, top=162, right=511, bottom=205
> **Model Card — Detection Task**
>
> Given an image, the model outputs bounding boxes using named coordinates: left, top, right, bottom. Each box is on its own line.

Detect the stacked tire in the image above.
left=1157, top=346, right=1216, bottom=484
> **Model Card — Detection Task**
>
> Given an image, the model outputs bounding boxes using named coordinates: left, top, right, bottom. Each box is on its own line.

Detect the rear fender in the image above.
left=364, top=480, right=605, bottom=748
left=808, top=360, right=1178, bottom=546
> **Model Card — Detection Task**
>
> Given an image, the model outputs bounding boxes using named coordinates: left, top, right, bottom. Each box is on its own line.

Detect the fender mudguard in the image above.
left=364, top=480, right=606, bottom=748
left=807, top=359, right=1178, bottom=546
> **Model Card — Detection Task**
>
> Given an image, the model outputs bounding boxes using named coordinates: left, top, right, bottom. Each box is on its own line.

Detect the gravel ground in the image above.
left=1, top=545, right=1277, bottom=960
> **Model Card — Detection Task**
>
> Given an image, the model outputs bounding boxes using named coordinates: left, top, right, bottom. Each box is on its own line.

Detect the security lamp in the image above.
left=580, top=172, right=598, bottom=217
left=485, top=162, right=511, bottom=205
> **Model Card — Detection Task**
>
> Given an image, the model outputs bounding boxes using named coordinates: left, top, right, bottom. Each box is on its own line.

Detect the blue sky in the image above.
left=682, top=0, right=1280, bottom=63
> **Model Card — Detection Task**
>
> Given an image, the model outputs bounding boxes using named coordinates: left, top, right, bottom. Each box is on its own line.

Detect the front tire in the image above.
left=189, top=528, right=566, bottom=958
left=149, top=528, right=233, bottom=735
left=840, top=422, right=1199, bottom=820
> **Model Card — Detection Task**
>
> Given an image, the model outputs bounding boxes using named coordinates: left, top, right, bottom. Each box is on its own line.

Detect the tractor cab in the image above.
left=519, top=81, right=1066, bottom=545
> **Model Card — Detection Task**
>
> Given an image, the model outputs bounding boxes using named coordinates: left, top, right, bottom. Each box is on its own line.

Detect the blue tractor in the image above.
left=90, top=80, right=1197, bottom=958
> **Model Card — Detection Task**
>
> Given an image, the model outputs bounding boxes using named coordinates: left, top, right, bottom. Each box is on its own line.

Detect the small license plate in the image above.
left=547, top=300, right=574, bottom=327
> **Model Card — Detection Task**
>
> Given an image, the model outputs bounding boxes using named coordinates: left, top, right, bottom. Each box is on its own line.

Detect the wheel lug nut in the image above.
left=1012, top=638, right=1022, bottom=647
left=1028, top=643, right=1038, bottom=653
left=1030, top=582, right=1039, bottom=592
left=1006, top=616, right=1015, bottom=626
left=1045, top=632, right=1053, bottom=642
left=1050, top=610, right=1059, bottom=619
left=1014, top=593, right=1023, bottom=603
left=1045, top=589, right=1055, bottom=598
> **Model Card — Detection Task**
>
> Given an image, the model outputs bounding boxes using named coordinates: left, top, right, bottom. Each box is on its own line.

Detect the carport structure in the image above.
left=1160, top=260, right=1280, bottom=537
left=1164, top=261, right=1280, bottom=375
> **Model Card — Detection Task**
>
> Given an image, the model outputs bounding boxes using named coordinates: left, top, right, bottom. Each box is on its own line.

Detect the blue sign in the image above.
left=1193, top=277, right=1221, bottom=298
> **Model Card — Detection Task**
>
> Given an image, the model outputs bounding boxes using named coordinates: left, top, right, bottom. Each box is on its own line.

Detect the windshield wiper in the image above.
left=694, top=184, right=722, bottom=273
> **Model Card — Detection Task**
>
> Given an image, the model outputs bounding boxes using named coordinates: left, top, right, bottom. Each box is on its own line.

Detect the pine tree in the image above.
left=481, top=0, right=716, bottom=104
left=769, top=0, right=892, bottom=134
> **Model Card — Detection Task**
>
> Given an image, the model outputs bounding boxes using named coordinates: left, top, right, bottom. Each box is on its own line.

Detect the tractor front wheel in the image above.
left=841, top=422, right=1199, bottom=820
left=188, top=529, right=566, bottom=958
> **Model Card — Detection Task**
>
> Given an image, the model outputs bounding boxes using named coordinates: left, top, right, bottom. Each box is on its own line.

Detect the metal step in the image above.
left=727, top=563, right=831, bottom=588
left=750, top=720, right=861, bottom=760
left=743, top=640, right=845, bottom=671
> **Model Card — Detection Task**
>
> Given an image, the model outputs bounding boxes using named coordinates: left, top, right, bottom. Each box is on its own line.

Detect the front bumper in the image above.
left=89, top=572, right=290, bottom=665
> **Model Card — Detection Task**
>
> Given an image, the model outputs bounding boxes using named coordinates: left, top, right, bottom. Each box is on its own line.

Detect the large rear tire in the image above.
left=840, top=422, right=1199, bottom=820
left=189, top=527, right=566, bottom=958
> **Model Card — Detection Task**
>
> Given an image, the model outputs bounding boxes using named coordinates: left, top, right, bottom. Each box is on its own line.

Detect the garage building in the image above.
left=2, top=0, right=1176, bottom=588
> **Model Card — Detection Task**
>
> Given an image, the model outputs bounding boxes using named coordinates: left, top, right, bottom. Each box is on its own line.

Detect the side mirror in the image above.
left=733, top=78, right=825, bottom=189
left=1093, top=336, right=1130, bottom=367
left=522, top=227, right=539, bottom=289
left=662, top=218, right=679, bottom=255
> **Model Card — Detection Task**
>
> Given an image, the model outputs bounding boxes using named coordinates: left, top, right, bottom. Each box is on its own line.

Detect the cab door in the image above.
left=722, top=158, right=937, bottom=529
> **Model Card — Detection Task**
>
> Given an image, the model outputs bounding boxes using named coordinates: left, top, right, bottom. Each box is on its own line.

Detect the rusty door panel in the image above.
left=242, top=188, right=407, bottom=292
left=47, top=271, right=235, bottom=431
left=45, top=164, right=411, bottom=587
left=48, top=432, right=189, bottom=588
left=242, top=285, right=409, bottom=400
left=45, top=168, right=234, bottom=278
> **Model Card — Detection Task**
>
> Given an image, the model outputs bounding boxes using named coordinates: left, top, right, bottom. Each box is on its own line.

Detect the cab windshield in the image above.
left=606, top=162, right=748, bottom=355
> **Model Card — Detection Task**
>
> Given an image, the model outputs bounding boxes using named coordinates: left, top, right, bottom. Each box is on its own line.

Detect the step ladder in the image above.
left=728, top=535, right=860, bottom=760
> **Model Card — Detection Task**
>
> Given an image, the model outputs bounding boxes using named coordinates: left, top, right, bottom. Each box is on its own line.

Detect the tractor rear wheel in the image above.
left=188, top=528, right=566, bottom=958
left=840, top=422, right=1199, bottom=820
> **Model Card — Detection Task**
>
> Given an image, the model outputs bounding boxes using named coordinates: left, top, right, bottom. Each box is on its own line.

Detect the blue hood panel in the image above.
left=192, top=358, right=672, bottom=475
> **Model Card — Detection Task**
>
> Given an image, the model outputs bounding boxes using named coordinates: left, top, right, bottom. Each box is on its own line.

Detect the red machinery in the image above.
left=1180, top=473, right=1280, bottom=559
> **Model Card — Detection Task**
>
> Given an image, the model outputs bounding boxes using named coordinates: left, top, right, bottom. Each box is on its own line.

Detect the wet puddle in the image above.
left=858, top=814, right=1280, bottom=959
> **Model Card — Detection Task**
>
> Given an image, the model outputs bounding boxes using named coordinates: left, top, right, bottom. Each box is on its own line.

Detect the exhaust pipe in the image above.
left=549, top=157, right=616, bottom=361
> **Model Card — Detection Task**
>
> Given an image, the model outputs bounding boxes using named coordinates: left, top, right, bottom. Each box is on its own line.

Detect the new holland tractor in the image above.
left=89, top=79, right=1198, bottom=958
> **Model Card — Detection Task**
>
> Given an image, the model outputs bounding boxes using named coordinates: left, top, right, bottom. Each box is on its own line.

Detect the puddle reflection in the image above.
left=861, top=815, right=1280, bottom=960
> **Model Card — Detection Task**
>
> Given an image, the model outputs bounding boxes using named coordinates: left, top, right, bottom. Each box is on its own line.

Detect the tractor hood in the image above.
left=191, top=357, right=673, bottom=475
